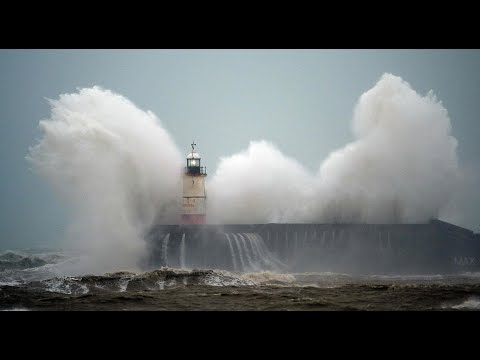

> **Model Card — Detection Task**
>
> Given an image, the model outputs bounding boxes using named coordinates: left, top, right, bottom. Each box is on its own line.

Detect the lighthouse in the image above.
left=182, top=141, right=207, bottom=224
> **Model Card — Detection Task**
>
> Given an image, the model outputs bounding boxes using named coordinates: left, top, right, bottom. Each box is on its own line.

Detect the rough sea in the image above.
left=1, top=249, right=480, bottom=311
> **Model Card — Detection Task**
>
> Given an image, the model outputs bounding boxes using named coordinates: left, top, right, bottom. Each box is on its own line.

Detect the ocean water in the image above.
left=1, top=249, right=480, bottom=311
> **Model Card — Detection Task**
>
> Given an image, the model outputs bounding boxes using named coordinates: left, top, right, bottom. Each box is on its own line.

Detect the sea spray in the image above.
left=27, top=86, right=182, bottom=274
left=208, top=73, right=460, bottom=224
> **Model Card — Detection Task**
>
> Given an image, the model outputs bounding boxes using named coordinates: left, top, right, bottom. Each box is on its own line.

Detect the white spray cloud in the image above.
left=209, top=74, right=460, bottom=224
left=207, top=140, right=314, bottom=223
left=27, top=86, right=182, bottom=273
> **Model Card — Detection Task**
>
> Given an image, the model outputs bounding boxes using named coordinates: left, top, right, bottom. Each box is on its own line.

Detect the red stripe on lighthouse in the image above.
left=181, top=214, right=206, bottom=224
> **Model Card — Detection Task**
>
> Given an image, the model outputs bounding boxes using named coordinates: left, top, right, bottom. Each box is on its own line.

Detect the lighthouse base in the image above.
left=181, top=214, right=206, bottom=225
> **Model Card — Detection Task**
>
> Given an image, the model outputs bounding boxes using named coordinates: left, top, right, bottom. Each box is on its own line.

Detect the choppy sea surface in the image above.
left=1, top=249, right=480, bottom=311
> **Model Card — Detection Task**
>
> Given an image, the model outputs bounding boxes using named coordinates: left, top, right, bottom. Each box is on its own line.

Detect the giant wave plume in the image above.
left=209, top=73, right=459, bottom=224
left=27, top=87, right=183, bottom=274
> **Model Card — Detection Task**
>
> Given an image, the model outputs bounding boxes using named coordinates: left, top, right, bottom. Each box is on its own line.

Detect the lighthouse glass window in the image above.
left=188, top=159, right=199, bottom=167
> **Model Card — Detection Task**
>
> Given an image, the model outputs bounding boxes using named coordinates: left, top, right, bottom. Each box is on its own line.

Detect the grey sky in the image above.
left=1, top=49, right=479, bottom=249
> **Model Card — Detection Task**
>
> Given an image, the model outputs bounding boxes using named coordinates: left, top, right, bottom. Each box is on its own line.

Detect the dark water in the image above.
left=1, top=249, right=480, bottom=311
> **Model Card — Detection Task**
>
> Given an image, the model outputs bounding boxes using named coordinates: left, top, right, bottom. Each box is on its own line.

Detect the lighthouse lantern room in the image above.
left=182, top=141, right=207, bottom=224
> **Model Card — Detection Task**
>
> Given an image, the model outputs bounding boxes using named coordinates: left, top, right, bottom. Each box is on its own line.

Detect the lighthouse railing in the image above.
left=184, top=166, right=207, bottom=175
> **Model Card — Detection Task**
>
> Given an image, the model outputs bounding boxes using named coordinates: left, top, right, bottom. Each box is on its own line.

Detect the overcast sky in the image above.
left=1, top=49, right=479, bottom=249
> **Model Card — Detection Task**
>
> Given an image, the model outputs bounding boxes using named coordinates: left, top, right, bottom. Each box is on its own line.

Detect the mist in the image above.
left=27, top=86, right=182, bottom=273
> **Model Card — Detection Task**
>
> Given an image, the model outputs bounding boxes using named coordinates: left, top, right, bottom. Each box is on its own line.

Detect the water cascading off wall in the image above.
left=146, top=229, right=284, bottom=272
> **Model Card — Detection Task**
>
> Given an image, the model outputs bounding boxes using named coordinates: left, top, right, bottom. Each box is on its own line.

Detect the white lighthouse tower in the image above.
left=182, top=141, right=207, bottom=224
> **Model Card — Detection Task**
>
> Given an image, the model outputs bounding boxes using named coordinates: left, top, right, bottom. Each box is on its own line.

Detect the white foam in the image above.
left=367, top=274, right=446, bottom=281
left=77, top=284, right=89, bottom=295
left=457, top=272, right=480, bottom=278
left=451, top=298, right=480, bottom=310
left=197, top=269, right=256, bottom=287
left=44, top=278, right=72, bottom=294
left=166, top=279, right=176, bottom=287
left=240, top=271, right=295, bottom=284
left=118, top=278, right=131, bottom=292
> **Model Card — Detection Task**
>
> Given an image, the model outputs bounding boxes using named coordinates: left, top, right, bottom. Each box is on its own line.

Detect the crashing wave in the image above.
left=0, top=251, right=47, bottom=271
left=30, top=267, right=299, bottom=294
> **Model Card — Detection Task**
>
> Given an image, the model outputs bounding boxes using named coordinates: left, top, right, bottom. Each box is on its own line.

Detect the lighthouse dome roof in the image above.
left=187, top=151, right=201, bottom=159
